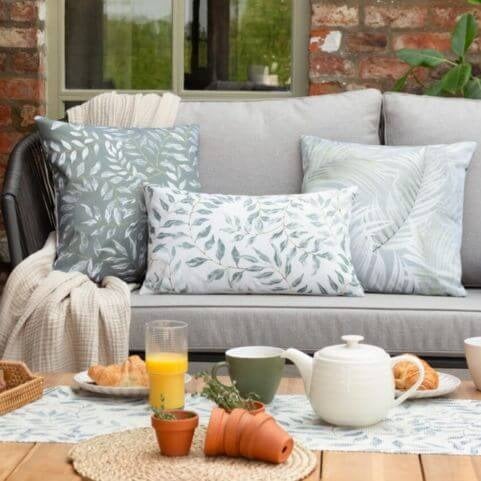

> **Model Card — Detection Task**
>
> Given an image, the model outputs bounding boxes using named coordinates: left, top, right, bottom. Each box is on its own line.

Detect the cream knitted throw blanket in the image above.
left=0, top=234, right=130, bottom=372
left=67, top=91, right=181, bottom=128
left=0, top=92, right=181, bottom=371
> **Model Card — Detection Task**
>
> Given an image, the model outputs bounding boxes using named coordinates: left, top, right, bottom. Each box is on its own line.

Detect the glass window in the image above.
left=65, top=0, right=173, bottom=90
left=184, top=0, right=292, bottom=91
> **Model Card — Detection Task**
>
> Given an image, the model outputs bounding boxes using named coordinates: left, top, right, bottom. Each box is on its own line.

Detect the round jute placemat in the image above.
left=69, top=426, right=317, bottom=481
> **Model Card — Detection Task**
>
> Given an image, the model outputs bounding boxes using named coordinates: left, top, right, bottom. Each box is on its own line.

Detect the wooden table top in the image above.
left=1, top=373, right=481, bottom=481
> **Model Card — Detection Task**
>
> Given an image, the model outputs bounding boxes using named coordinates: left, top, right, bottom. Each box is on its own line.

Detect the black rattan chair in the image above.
left=1, top=133, right=55, bottom=267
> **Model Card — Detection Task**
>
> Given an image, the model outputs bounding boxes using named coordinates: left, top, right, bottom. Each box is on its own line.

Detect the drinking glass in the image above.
left=145, top=320, right=188, bottom=409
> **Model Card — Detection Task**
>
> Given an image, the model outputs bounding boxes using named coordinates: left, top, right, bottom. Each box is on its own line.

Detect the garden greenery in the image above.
left=395, top=1, right=481, bottom=98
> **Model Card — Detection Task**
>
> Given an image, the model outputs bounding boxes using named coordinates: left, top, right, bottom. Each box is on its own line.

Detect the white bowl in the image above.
left=465, top=337, right=481, bottom=391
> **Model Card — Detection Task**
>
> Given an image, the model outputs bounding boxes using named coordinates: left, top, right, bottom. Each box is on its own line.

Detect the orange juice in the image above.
left=146, top=352, right=188, bottom=409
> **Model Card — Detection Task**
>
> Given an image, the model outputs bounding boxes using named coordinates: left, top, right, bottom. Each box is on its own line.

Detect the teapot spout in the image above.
left=281, top=349, right=313, bottom=394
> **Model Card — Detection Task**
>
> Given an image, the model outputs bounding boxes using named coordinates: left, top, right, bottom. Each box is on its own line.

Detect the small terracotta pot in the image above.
left=224, top=409, right=251, bottom=457
left=246, top=401, right=265, bottom=415
left=204, top=407, right=229, bottom=456
left=239, top=412, right=294, bottom=464
left=204, top=407, right=293, bottom=464
left=151, top=411, right=199, bottom=457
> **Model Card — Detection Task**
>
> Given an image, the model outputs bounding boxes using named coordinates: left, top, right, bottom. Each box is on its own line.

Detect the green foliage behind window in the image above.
left=104, top=18, right=172, bottom=90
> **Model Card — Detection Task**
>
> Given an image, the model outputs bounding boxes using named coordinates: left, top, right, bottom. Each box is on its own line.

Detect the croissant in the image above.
left=393, top=355, right=439, bottom=391
left=88, top=356, right=148, bottom=387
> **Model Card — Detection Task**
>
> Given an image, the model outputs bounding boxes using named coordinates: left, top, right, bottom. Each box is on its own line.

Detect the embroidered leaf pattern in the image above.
left=301, top=136, right=475, bottom=296
left=140, top=186, right=363, bottom=296
left=36, top=118, right=200, bottom=282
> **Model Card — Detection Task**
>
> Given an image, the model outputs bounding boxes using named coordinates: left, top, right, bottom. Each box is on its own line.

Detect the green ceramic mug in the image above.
left=211, top=346, right=285, bottom=404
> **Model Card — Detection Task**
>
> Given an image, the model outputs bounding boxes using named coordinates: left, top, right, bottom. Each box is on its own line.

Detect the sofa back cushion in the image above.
left=176, top=89, right=382, bottom=196
left=383, top=93, right=481, bottom=287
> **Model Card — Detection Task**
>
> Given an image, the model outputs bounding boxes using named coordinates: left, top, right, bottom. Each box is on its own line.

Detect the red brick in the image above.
left=310, top=29, right=342, bottom=53
left=0, top=27, right=38, bottom=48
left=312, top=4, right=359, bottom=28
left=0, top=3, right=9, bottom=21
left=10, top=1, right=37, bottom=23
left=0, top=131, right=24, bottom=155
left=360, top=57, right=411, bottom=81
left=393, top=33, right=451, bottom=52
left=0, top=78, right=43, bottom=101
left=309, top=81, right=345, bottom=95
left=19, top=103, right=43, bottom=127
left=345, top=32, right=388, bottom=52
left=0, top=105, right=12, bottom=127
left=365, top=6, right=428, bottom=29
left=432, top=8, right=481, bottom=29
left=12, top=50, right=39, bottom=72
left=346, top=82, right=381, bottom=91
left=0, top=52, right=7, bottom=71
left=310, top=53, right=355, bottom=78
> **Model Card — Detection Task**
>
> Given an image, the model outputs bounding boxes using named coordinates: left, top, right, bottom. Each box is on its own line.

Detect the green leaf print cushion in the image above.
left=301, top=136, right=477, bottom=296
left=36, top=117, right=200, bottom=282
left=140, top=186, right=364, bottom=296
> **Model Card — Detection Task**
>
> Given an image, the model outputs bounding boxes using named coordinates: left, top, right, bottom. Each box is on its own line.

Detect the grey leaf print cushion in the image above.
left=140, top=186, right=363, bottom=296
left=36, top=117, right=201, bottom=282
left=301, top=136, right=477, bottom=296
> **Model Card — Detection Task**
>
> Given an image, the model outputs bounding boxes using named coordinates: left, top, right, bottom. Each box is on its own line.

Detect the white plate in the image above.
left=74, top=371, right=192, bottom=398
left=396, top=372, right=461, bottom=399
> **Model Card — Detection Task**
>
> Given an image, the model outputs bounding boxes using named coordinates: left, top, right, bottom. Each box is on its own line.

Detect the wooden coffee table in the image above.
left=1, top=373, right=481, bottom=481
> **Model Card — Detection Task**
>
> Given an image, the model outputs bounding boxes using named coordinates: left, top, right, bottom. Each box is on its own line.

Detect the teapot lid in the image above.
left=315, top=335, right=389, bottom=363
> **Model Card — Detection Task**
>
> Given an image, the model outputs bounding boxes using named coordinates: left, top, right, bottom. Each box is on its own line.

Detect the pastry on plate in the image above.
left=393, top=355, right=439, bottom=391
left=88, top=355, right=148, bottom=387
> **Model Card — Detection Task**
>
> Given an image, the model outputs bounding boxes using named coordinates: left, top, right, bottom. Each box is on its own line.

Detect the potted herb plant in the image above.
left=204, top=407, right=294, bottom=464
left=194, top=371, right=264, bottom=414
left=150, top=397, right=199, bottom=457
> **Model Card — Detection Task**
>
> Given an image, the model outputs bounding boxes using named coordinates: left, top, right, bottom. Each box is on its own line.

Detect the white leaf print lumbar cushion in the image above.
left=301, top=136, right=477, bottom=296
left=36, top=117, right=201, bottom=283
left=140, top=186, right=364, bottom=296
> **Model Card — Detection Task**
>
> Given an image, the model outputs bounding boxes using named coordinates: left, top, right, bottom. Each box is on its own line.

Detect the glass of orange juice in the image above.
left=145, top=320, right=188, bottom=410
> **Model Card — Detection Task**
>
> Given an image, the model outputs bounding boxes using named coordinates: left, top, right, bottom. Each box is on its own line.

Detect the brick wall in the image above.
left=0, top=0, right=45, bottom=261
left=309, top=0, right=481, bottom=95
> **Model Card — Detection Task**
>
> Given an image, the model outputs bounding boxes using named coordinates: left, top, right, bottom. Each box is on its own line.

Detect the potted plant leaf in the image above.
left=194, top=371, right=264, bottom=414
left=151, top=396, right=199, bottom=457
left=394, top=1, right=481, bottom=98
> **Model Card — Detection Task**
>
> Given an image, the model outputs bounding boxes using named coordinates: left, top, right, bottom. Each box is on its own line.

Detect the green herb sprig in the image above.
left=151, top=395, right=176, bottom=421
left=193, top=371, right=259, bottom=412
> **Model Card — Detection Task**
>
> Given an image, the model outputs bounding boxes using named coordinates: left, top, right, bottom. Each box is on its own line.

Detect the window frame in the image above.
left=46, top=0, right=310, bottom=118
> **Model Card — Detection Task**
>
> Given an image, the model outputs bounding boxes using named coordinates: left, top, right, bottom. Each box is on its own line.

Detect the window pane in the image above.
left=65, top=0, right=172, bottom=90
left=184, top=0, right=292, bottom=91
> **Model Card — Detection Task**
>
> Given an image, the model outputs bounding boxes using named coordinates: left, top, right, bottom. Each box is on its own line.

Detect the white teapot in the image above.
left=282, top=335, right=424, bottom=427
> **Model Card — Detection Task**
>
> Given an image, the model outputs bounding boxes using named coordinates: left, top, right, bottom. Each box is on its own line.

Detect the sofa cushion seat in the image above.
left=130, top=289, right=481, bottom=357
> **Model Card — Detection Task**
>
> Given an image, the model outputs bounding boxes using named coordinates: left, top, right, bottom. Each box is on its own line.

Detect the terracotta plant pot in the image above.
left=224, top=408, right=251, bottom=457
left=204, top=407, right=293, bottom=464
left=151, top=411, right=199, bottom=457
left=204, top=407, right=229, bottom=456
left=239, top=411, right=293, bottom=464
left=246, top=400, right=265, bottom=415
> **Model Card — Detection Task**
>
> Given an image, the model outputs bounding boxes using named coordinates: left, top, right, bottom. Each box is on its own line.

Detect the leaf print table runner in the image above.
left=2, top=387, right=481, bottom=455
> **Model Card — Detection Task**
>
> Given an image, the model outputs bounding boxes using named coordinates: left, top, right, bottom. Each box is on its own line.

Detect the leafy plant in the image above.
left=194, top=372, right=260, bottom=412
left=151, top=395, right=176, bottom=421
left=394, top=3, right=481, bottom=98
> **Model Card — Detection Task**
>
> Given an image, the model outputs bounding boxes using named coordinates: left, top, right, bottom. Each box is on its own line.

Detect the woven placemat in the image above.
left=69, top=426, right=317, bottom=481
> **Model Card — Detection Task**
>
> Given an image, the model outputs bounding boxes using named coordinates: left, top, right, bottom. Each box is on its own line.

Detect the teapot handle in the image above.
left=391, top=354, right=425, bottom=407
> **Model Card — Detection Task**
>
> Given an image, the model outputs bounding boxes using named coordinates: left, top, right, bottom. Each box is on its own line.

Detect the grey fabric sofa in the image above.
left=3, top=89, right=481, bottom=364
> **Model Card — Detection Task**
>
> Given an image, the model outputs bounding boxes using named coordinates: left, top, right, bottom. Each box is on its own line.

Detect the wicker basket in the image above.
left=0, top=361, right=44, bottom=415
